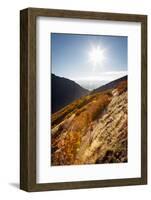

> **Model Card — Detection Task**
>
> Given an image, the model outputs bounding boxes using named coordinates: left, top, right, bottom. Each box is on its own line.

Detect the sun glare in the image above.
left=88, top=45, right=106, bottom=67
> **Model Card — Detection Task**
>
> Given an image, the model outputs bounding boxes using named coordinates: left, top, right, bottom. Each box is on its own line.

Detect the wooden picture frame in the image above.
left=20, top=7, right=147, bottom=192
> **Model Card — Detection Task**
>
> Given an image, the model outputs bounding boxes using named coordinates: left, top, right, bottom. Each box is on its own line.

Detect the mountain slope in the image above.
left=51, top=76, right=128, bottom=165
left=51, top=74, right=89, bottom=113
left=92, top=75, right=127, bottom=94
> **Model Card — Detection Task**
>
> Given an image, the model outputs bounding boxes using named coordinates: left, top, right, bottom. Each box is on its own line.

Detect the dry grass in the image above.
left=51, top=92, right=111, bottom=165
left=51, top=80, right=128, bottom=166
left=51, top=93, right=97, bottom=128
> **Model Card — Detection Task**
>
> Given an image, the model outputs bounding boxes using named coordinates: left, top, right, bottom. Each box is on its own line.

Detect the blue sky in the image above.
left=51, top=33, right=127, bottom=88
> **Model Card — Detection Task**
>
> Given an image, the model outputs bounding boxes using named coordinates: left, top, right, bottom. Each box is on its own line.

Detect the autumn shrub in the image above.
left=117, top=80, right=127, bottom=95
left=52, top=94, right=95, bottom=127
left=52, top=103, right=76, bottom=127
left=71, top=94, right=110, bottom=131
left=75, top=107, right=86, bottom=116
left=52, top=131, right=81, bottom=165
left=90, top=94, right=111, bottom=121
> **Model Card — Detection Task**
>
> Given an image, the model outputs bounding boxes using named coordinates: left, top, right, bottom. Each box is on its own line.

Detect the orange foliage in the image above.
left=52, top=93, right=96, bottom=128
left=51, top=93, right=111, bottom=165
left=117, top=80, right=127, bottom=95
left=52, top=131, right=81, bottom=165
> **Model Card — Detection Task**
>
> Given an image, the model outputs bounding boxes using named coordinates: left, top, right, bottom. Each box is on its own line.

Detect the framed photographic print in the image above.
left=20, top=8, right=147, bottom=191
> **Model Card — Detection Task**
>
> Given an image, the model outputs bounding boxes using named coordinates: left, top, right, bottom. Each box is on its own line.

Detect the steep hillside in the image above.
left=51, top=77, right=128, bottom=165
left=52, top=74, right=89, bottom=113
left=92, top=75, right=127, bottom=94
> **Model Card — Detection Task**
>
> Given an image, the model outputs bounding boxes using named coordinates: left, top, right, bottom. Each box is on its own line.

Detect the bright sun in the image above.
left=88, top=45, right=106, bottom=67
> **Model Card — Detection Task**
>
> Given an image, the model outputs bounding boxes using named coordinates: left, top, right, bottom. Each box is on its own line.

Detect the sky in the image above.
left=51, top=33, right=128, bottom=90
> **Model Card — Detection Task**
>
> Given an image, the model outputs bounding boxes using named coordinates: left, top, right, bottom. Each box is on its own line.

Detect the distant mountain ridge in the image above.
left=92, top=75, right=127, bottom=94
left=51, top=74, right=89, bottom=113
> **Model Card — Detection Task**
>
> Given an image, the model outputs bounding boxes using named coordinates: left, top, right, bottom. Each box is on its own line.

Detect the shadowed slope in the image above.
left=52, top=74, right=89, bottom=113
